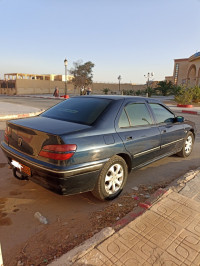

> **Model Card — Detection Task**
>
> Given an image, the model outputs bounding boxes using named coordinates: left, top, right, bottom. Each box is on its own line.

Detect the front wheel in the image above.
left=177, top=131, right=194, bottom=158
left=92, top=155, right=128, bottom=201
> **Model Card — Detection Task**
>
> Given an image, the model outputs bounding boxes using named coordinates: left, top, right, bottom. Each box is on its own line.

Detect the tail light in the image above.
left=39, top=144, right=77, bottom=161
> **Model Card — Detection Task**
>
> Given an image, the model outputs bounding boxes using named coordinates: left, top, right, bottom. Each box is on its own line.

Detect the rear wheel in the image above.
left=177, top=131, right=194, bottom=158
left=92, top=155, right=128, bottom=201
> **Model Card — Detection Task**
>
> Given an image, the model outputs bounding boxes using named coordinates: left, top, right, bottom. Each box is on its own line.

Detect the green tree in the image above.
left=156, top=80, right=175, bottom=96
left=70, top=60, right=95, bottom=89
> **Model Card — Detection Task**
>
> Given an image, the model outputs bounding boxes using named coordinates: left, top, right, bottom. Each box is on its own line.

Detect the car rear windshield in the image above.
left=41, top=97, right=112, bottom=125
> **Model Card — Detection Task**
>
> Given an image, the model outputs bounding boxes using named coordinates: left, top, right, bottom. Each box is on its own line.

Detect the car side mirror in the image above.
left=175, top=116, right=184, bottom=123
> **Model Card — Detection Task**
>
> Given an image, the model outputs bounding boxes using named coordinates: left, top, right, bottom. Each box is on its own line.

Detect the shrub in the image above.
left=175, top=87, right=193, bottom=105
left=145, top=87, right=155, bottom=97
left=122, top=90, right=135, bottom=95
left=173, top=85, right=182, bottom=96
left=175, top=86, right=200, bottom=104
left=122, top=90, right=129, bottom=95
left=102, top=88, right=110, bottom=95
left=191, top=86, right=200, bottom=103
left=135, top=90, right=142, bottom=96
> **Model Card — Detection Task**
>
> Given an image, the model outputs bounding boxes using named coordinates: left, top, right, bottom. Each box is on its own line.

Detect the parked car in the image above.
left=1, top=96, right=196, bottom=200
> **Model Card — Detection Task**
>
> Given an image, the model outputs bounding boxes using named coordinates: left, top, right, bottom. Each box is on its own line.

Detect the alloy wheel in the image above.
left=185, top=135, right=193, bottom=154
left=104, top=163, right=124, bottom=195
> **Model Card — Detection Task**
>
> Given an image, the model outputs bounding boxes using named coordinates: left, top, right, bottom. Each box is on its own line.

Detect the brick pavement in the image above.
left=73, top=174, right=200, bottom=266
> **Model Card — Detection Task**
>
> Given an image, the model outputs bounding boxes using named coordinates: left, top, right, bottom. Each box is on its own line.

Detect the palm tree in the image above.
left=156, top=80, right=174, bottom=96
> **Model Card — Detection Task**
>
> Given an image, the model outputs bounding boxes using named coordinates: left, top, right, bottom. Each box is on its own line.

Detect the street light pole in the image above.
left=144, top=72, right=154, bottom=87
left=64, top=58, right=68, bottom=96
left=144, top=72, right=154, bottom=97
left=118, top=75, right=121, bottom=92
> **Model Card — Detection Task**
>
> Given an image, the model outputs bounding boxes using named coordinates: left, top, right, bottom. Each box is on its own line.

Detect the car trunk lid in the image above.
left=5, top=117, right=90, bottom=158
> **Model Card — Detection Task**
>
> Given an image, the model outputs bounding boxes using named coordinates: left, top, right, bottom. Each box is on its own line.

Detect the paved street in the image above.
left=0, top=95, right=63, bottom=110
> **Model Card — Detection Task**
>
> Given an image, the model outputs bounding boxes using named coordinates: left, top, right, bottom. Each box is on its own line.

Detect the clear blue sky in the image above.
left=0, top=0, right=200, bottom=84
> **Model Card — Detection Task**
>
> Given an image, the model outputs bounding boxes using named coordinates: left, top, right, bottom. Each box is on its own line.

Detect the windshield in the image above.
left=41, top=97, right=112, bottom=125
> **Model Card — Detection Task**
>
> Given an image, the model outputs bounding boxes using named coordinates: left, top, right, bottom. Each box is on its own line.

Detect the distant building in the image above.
left=4, top=73, right=73, bottom=82
left=165, top=76, right=174, bottom=83
left=166, top=52, right=200, bottom=87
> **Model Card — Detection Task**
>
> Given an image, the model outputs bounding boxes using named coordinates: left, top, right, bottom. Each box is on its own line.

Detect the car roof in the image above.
left=72, top=95, right=161, bottom=103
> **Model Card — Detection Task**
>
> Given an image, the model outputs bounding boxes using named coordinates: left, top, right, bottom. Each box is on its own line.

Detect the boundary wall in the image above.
left=0, top=80, right=146, bottom=95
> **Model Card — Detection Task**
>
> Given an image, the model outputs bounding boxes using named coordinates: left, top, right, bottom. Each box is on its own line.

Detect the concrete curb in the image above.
left=182, top=110, right=200, bottom=115
left=113, top=187, right=169, bottom=231
left=9, top=95, right=65, bottom=100
left=48, top=227, right=115, bottom=266
left=48, top=168, right=200, bottom=265
left=170, top=108, right=200, bottom=116
left=0, top=110, right=45, bottom=121
left=165, top=167, right=200, bottom=193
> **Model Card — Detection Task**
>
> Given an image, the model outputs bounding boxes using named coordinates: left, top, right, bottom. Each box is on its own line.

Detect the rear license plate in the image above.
left=11, top=160, right=31, bottom=176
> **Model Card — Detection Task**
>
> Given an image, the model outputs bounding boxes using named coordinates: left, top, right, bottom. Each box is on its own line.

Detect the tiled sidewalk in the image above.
left=75, top=191, right=200, bottom=265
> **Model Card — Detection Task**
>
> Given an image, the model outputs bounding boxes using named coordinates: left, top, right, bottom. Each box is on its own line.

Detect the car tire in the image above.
left=92, top=155, right=128, bottom=201
left=177, top=131, right=194, bottom=158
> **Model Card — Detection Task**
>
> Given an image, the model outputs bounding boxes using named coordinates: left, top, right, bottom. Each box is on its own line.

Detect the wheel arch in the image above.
left=116, top=153, right=132, bottom=173
left=189, top=129, right=195, bottom=139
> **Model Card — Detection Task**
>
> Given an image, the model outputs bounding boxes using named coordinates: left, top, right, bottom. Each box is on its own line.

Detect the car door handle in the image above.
left=161, top=130, right=167, bottom=134
left=126, top=136, right=133, bottom=141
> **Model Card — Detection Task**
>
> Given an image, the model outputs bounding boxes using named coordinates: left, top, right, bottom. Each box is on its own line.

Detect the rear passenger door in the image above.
left=116, top=101, right=161, bottom=168
left=149, top=103, right=185, bottom=155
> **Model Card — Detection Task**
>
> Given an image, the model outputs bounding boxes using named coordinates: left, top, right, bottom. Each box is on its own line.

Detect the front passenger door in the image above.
left=116, top=102, right=161, bottom=168
left=149, top=103, right=185, bottom=155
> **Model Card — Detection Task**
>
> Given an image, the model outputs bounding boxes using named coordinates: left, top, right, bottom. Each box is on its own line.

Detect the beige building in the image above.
left=167, top=52, right=200, bottom=87
left=4, top=73, right=73, bottom=82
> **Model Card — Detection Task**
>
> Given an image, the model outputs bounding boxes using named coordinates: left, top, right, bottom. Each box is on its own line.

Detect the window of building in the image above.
left=174, top=63, right=179, bottom=84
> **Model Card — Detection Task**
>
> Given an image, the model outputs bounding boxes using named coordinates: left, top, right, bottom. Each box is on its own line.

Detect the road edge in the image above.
left=48, top=227, right=115, bottom=266
left=0, top=110, right=45, bottom=121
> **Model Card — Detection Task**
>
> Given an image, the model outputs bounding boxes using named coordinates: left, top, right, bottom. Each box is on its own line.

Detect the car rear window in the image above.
left=41, top=97, right=112, bottom=125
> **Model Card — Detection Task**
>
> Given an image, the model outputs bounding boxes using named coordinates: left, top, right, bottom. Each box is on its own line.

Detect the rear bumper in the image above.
left=1, top=141, right=108, bottom=195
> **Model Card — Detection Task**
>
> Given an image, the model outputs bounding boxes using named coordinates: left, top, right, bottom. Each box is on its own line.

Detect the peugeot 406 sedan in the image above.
left=1, top=96, right=196, bottom=200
